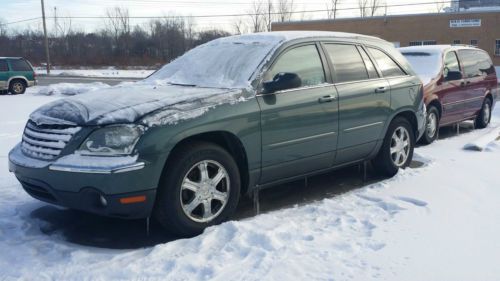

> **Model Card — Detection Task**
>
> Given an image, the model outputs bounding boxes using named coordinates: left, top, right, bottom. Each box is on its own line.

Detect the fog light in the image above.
left=99, top=195, right=108, bottom=207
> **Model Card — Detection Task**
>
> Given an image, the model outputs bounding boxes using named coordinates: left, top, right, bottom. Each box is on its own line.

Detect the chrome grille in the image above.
left=21, top=120, right=81, bottom=160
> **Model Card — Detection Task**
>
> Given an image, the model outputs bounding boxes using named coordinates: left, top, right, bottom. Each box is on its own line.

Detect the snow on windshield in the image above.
left=401, top=52, right=442, bottom=85
left=146, top=35, right=283, bottom=89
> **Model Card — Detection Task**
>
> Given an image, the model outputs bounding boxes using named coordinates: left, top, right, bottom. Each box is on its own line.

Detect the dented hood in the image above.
left=29, top=84, right=244, bottom=126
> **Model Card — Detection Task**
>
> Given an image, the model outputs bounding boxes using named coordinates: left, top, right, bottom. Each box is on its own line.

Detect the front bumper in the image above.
left=8, top=144, right=158, bottom=219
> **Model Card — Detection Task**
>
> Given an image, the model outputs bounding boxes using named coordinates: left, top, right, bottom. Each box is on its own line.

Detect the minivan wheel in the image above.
left=154, top=141, right=240, bottom=237
left=373, top=117, right=415, bottom=177
left=9, top=80, right=26, bottom=95
left=475, top=98, right=492, bottom=129
left=420, top=106, right=439, bottom=144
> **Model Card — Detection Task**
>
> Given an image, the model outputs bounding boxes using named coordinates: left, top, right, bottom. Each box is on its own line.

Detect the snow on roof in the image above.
left=399, top=44, right=477, bottom=55
left=232, top=31, right=382, bottom=44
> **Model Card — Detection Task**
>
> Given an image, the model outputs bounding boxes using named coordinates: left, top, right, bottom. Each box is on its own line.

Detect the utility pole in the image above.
left=268, top=0, right=272, bottom=31
left=41, top=0, right=51, bottom=74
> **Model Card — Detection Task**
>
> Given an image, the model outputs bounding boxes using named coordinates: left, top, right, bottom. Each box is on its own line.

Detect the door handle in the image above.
left=318, top=95, right=336, bottom=103
left=374, top=87, right=386, bottom=93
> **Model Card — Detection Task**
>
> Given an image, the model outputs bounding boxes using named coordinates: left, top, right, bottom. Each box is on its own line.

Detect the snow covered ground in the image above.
left=35, top=67, right=156, bottom=79
left=1, top=90, right=500, bottom=280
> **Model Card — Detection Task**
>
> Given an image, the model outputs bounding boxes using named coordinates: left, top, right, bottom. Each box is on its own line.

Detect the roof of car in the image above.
left=220, top=31, right=384, bottom=46
left=398, top=45, right=478, bottom=54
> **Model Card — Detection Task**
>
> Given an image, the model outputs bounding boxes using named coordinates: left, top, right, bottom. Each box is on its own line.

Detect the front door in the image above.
left=258, top=44, right=339, bottom=184
left=439, top=51, right=467, bottom=125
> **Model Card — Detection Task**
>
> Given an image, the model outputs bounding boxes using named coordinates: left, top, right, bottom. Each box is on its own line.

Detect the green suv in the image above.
left=0, top=57, right=36, bottom=95
left=8, top=32, right=425, bottom=237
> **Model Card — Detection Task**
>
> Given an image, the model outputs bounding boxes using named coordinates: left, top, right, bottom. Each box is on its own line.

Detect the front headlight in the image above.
left=77, top=125, right=144, bottom=156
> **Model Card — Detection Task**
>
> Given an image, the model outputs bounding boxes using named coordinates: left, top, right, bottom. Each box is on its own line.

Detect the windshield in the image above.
left=146, top=35, right=281, bottom=89
left=401, top=52, right=442, bottom=84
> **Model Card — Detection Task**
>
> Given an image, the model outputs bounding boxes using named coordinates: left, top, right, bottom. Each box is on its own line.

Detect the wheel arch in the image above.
left=162, top=130, right=250, bottom=196
left=426, top=98, right=443, bottom=119
left=7, top=76, right=28, bottom=87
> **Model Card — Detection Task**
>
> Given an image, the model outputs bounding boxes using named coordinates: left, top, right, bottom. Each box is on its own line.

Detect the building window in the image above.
left=409, top=40, right=436, bottom=46
left=453, top=40, right=461, bottom=45
left=470, top=39, right=478, bottom=47
left=496, top=40, right=500, bottom=56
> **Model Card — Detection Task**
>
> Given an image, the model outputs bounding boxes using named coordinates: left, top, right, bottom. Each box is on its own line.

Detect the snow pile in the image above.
left=463, top=126, right=500, bottom=151
left=26, top=82, right=111, bottom=96
left=35, top=68, right=155, bottom=79
left=1, top=94, right=500, bottom=280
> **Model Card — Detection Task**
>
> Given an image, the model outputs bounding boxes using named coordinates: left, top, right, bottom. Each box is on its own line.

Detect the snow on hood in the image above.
left=29, top=83, right=249, bottom=126
left=400, top=50, right=442, bottom=86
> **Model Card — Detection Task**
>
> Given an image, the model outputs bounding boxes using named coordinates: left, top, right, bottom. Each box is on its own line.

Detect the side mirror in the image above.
left=263, top=72, right=301, bottom=94
left=445, top=70, right=462, bottom=81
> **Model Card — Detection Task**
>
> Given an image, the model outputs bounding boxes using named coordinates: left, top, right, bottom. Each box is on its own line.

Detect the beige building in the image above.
left=272, top=10, right=500, bottom=65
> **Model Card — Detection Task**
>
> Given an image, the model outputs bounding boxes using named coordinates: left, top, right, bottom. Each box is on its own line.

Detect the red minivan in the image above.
left=400, top=45, right=498, bottom=144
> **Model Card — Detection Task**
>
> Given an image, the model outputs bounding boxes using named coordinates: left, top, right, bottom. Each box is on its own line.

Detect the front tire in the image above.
left=154, top=141, right=241, bottom=237
left=420, top=106, right=439, bottom=145
left=475, top=98, right=492, bottom=129
left=9, top=80, right=26, bottom=95
left=373, top=117, right=415, bottom=177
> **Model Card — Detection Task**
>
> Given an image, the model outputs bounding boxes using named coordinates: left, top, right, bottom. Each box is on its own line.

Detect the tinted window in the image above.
left=9, top=59, right=32, bottom=71
left=267, top=45, right=326, bottom=88
left=0, top=60, right=8, bottom=72
left=368, top=48, right=406, bottom=77
left=459, top=50, right=494, bottom=78
left=324, top=44, right=369, bottom=83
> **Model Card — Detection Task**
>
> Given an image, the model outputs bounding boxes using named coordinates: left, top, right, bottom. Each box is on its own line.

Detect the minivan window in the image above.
left=0, top=60, right=8, bottom=72
left=267, top=45, right=326, bottom=88
left=458, top=50, right=494, bottom=78
left=324, top=44, right=369, bottom=83
left=443, top=51, right=460, bottom=78
left=9, top=59, right=32, bottom=72
left=369, top=48, right=406, bottom=77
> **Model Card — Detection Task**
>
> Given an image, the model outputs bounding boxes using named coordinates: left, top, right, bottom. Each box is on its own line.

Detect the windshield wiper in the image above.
left=168, top=82, right=197, bottom=87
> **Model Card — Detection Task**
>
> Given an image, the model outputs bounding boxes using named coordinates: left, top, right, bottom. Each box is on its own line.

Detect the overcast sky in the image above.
left=0, top=0, right=446, bottom=33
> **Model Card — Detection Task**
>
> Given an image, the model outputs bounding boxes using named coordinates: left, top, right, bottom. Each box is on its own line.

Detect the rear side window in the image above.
left=368, top=48, right=406, bottom=77
left=324, top=44, right=370, bottom=83
left=0, top=60, right=8, bottom=72
left=459, top=50, right=494, bottom=78
left=268, top=45, right=326, bottom=88
left=9, top=59, right=32, bottom=71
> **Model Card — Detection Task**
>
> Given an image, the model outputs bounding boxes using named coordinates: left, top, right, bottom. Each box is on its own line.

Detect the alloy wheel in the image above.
left=12, top=82, right=24, bottom=94
left=390, top=126, right=411, bottom=167
left=180, top=160, right=230, bottom=223
left=426, top=111, right=438, bottom=138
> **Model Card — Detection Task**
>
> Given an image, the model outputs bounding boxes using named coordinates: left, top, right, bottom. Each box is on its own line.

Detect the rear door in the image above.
left=7, top=59, right=34, bottom=82
left=458, top=49, right=495, bottom=118
left=257, top=43, right=339, bottom=184
left=323, top=43, right=390, bottom=164
left=0, top=59, right=9, bottom=90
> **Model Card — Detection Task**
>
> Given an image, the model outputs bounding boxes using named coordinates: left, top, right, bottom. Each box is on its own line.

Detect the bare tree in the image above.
left=233, top=18, right=248, bottom=34
left=106, top=7, right=130, bottom=41
left=0, top=18, right=7, bottom=37
left=326, top=0, right=341, bottom=20
left=248, top=0, right=266, bottom=33
left=435, top=1, right=446, bottom=13
left=358, top=0, right=369, bottom=17
left=369, top=0, right=382, bottom=17
left=275, top=0, right=295, bottom=22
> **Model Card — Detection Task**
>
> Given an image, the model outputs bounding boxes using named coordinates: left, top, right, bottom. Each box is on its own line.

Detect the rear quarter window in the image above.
left=368, top=48, right=406, bottom=77
left=9, top=59, right=32, bottom=72
left=0, top=60, right=8, bottom=72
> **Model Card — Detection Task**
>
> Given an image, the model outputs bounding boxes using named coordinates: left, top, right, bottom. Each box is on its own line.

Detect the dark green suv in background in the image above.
left=9, top=31, right=425, bottom=237
left=0, top=57, right=36, bottom=95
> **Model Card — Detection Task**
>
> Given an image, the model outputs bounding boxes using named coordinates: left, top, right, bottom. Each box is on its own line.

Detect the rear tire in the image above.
left=154, top=141, right=241, bottom=237
left=420, top=106, right=439, bottom=145
left=373, top=117, right=415, bottom=177
left=9, top=80, right=26, bottom=95
left=475, top=98, right=492, bottom=129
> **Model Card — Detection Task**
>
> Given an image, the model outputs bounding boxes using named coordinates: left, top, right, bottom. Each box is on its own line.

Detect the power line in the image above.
left=0, top=17, right=41, bottom=26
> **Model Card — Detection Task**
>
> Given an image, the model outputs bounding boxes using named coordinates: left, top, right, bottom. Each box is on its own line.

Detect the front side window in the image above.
left=9, top=59, right=32, bottom=71
left=444, top=51, right=461, bottom=73
left=368, top=48, right=406, bottom=77
left=0, top=60, right=8, bottom=72
left=266, top=45, right=326, bottom=88
left=324, top=44, right=369, bottom=83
